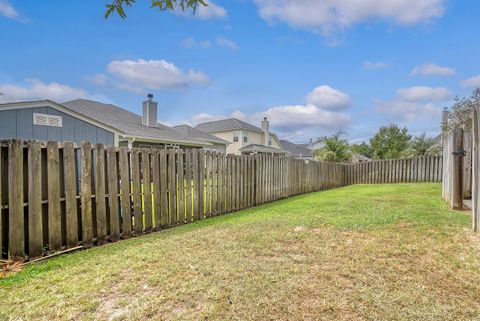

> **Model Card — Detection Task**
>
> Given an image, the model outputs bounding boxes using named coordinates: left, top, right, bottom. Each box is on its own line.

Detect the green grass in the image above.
left=1, top=183, right=479, bottom=320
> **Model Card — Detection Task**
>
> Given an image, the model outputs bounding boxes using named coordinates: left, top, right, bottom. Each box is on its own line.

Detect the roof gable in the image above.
left=279, top=140, right=312, bottom=157
left=62, top=99, right=206, bottom=146
left=195, top=118, right=263, bottom=134
left=172, top=124, right=229, bottom=145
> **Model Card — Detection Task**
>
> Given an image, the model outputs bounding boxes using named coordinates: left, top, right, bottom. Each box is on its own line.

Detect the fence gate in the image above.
left=471, top=110, right=480, bottom=231
left=442, top=127, right=464, bottom=209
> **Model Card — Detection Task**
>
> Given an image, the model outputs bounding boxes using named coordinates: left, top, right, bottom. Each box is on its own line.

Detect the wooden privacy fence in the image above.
left=0, top=139, right=345, bottom=261
left=344, top=156, right=443, bottom=185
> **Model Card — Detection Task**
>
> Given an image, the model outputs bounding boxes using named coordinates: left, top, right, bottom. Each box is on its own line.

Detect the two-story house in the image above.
left=195, top=117, right=288, bottom=156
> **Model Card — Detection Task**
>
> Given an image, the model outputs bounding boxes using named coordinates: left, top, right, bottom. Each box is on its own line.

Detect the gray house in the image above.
left=279, top=140, right=313, bottom=160
left=0, top=95, right=228, bottom=150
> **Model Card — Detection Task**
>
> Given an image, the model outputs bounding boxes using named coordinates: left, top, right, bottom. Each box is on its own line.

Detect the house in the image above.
left=172, top=124, right=230, bottom=153
left=0, top=94, right=227, bottom=150
left=351, top=153, right=372, bottom=163
left=195, top=117, right=288, bottom=156
left=279, top=140, right=313, bottom=160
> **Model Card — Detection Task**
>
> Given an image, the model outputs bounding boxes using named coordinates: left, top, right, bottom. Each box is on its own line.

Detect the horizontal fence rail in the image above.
left=0, top=139, right=345, bottom=261
left=344, top=156, right=443, bottom=185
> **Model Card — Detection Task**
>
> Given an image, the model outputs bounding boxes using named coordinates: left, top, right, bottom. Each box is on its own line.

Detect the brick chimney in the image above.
left=261, top=117, right=270, bottom=146
left=142, top=94, right=158, bottom=127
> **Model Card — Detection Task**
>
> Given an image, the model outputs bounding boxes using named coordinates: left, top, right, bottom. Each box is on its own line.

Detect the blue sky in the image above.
left=0, top=0, right=479, bottom=143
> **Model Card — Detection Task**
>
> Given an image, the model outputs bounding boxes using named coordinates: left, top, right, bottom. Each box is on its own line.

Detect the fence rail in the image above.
left=344, top=156, right=443, bottom=185
left=0, top=139, right=346, bottom=261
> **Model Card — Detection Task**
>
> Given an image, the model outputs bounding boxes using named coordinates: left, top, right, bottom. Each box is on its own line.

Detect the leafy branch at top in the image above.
left=105, top=0, right=208, bottom=19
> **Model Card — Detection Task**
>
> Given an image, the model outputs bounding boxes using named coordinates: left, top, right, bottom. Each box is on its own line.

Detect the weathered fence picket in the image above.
left=343, top=156, right=442, bottom=185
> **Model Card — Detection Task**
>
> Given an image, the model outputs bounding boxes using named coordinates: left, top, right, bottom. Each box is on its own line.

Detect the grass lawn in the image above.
left=1, top=183, right=479, bottom=320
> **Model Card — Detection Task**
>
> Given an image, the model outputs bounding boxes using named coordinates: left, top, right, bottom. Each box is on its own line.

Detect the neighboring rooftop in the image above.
left=239, top=144, right=288, bottom=155
left=195, top=118, right=263, bottom=134
left=62, top=99, right=205, bottom=146
left=279, top=140, right=313, bottom=157
left=172, top=124, right=230, bottom=146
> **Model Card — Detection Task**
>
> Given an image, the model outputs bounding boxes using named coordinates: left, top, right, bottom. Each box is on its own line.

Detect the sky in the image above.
left=0, top=0, right=479, bottom=143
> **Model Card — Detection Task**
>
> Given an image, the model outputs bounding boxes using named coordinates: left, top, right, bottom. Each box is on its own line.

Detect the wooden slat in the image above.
left=159, top=150, right=169, bottom=227
left=81, top=142, right=93, bottom=248
left=63, top=142, right=78, bottom=248
left=472, top=110, right=480, bottom=231
left=185, top=150, right=192, bottom=223
left=152, top=151, right=162, bottom=230
left=168, top=149, right=177, bottom=225
left=0, top=145, right=3, bottom=259
left=212, top=152, right=218, bottom=215
left=28, top=141, right=43, bottom=258
left=205, top=151, right=211, bottom=217
left=107, top=147, right=120, bottom=241
left=119, top=147, right=132, bottom=238
left=198, top=150, right=205, bottom=219
left=192, top=149, right=199, bottom=220
left=226, top=155, right=232, bottom=212
left=131, top=149, right=143, bottom=234
left=47, top=141, right=62, bottom=251
left=142, top=150, right=153, bottom=232
left=8, top=140, right=24, bottom=260
left=177, top=150, right=185, bottom=225
left=95, top=144, right=107, bottom=245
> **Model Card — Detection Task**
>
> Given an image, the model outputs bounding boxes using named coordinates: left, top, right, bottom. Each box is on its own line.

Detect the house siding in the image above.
left=0, top=106, right=115, bottom=145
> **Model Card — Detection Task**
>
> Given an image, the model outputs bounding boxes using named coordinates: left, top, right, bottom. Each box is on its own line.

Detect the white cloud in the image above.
left=196, top=1, right=227, bottom=19
left=185, top=85, right=352, bottom=140
left=411, top=62, right=455, bottom=76
left=107, top=59, right=210, bottom=92
left=252, top=104, right=351, bottom=132
left=375, top=99, right=441, bottom=122
left=461, top=75, right=480, bottom=88
left=397, top=86, right=452, bottom=102
left=364, top=61, right=389, bottom=70
left=178, top=1, right=227, bottom=20
left=254, top=0, right=446, bottom=34
left=0, top=79, right=89, bottom=103
left=216, top=37, right=239, bottom=51
left=0, top=0, right=28, bottom=22
left=180, top=37, right=212, bottom=49
left=85, top=73, right=108, bottom=86
left=305, top=85, right=351, bottom=110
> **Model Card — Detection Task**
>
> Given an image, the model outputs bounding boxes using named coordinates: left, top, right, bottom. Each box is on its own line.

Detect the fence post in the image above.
left=451, top=128, right=464, bottom=209
left=472, top=110, right=480, bottom=231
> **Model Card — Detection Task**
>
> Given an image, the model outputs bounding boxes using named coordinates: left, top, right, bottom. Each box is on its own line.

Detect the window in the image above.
left=269, top=136, right=272, bottom=146
left=33, top=113, right=62, bottom=127
left=233, top=131, right=239, bottom=142
left=243, top=130, right=248, bottom=143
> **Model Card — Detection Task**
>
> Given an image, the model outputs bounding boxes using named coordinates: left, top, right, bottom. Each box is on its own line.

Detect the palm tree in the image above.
left=313, top=132, right=352, bottom=162
left=402, top=133, right=441, bottom=157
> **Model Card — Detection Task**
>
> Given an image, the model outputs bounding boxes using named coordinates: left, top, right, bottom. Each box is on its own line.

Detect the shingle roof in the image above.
left=62, top=99, right=206, bottom=146
left=195, top=118, right=264, bottom=134
left=239, top=144, right=288, bottom=154
left=172, top=125, right=230, bottom=145
left=279, top=140, right=313, bottom=157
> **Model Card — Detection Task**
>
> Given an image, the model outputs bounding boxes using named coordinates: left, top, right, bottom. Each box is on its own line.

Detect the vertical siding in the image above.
left=0, top=106, right=114, bottom=146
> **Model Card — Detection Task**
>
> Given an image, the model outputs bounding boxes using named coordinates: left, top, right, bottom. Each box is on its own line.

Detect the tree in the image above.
left=351, top=142, right=373, bottom=158
left=447, top=88, right=480, bottom=129
left=370, top=124, right=411, bottom=159
left=402, top=133, right=442, bottom=157
left=313, top=132, right=352, bottom=162
left=105, top=0, right=207, bottom=19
